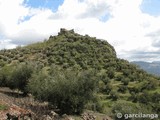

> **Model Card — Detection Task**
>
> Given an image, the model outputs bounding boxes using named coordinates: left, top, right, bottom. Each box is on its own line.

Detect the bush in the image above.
left=9, top=63, right=34, bottom=94
left=0, top=65, right=13, bottom=87
left=116, top=74, right=124, bottom=81
left=28, top=68, right=98, bottom=114
left=102, top=83, right=112, bottom=94
left=121, top=78, right=130, bottom=85
left=152, top=103, right=160, bottom=114
left=27, top=71, right=50, bottom=100
left=107, top=68, right=115, bottom=79
left=118, top=85, right=127, bottom=93
left=0, top=60, right=6, bottom=67
left=110, top=90, right=119, bottom=101
left=136, top=91, right=151, bottom=104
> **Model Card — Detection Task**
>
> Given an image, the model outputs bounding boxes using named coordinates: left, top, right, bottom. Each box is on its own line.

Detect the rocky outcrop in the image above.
left=40, top=111, right=60, bottom=120
left=81, top=113, right=96, bottom=120
left=0, top=102, right=35, bottom=120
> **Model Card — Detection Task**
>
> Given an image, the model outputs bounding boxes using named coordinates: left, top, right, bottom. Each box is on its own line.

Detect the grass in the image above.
left=0, top=104, right=8, bottom=111
left=148, top=87, right=160, bottom=93
left=119, top=93, right=131, bottom=100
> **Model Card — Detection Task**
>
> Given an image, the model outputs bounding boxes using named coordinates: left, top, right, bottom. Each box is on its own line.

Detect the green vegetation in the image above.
left=112, top=101, right=153, bottom=120
left=28, top=67, right=98, bottom=114
left=9, top=63, right=34, bottom=94
left=0, top=28, right=160, bottom=116
left=0, top=104, right=8, bottom=111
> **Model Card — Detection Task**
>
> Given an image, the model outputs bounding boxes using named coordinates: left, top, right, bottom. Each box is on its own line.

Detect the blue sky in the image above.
left=24, top=0, right=64, bottom=12
left=141, top=0, right=160, bottom=16
left=0, top=0, right=160, bottom=62
left=23, top=0, right=160, bottom=17
left=23, top=0, right=160, bottom=21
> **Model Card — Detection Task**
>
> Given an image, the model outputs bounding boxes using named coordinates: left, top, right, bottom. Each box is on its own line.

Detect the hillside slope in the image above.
left=1, top=28, right=116, bottom=70
left=0, top=28, right=160, bottom=119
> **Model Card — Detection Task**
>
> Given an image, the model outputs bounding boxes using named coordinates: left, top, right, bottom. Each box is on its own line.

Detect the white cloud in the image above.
left=0, top=0, right=28, bottom=34
left=10, top=29, right=46, bottom=45
left=0, top=39, right=17, bottom=50
left=0, top=0, right=160, bottom=62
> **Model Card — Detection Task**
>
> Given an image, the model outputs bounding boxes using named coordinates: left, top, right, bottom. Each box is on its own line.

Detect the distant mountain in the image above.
left=131, top=61, right=160, bottom=76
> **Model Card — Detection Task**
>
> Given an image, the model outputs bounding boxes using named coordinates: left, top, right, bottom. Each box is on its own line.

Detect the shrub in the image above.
left=116, top=74, right=124, bottom=81
left=100, top=82, right=111, bottom=94
left=136, top=92, right=151, bottom=104
left=110, top=90, right=119, bottom=101
left=27, top=71, right=50, bottom=100
left=0, top=60, right=6, bottom=67
left=100, top=74, right=110, bottom=85
left=0, top=65, right=13, bottom=87
left=28, top=68, right=98, bottom=114
left=118, top=85, right=127, bottom=93
left=107, top=68, right=115, bottom=79
left=9, top=63, right=34, bottom=94
left=121, top=78, right=130, bottom=85
left=152, top=103, right=160, bottom=114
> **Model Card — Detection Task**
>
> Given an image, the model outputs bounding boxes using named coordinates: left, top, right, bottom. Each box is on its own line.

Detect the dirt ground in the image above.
left=0, top=87, right=113, bottom=120
left=0, top=87, right=51, bottom=119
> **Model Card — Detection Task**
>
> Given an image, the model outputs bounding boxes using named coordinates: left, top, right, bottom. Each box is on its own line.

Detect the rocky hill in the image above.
left=0, top=28, right=116, bottom=70
left=0, top=28, right=160, bottom=119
